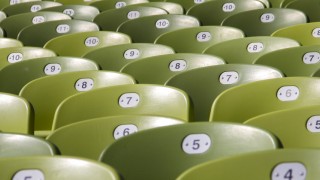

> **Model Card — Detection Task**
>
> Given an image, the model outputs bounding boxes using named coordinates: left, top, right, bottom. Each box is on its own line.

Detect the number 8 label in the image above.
left=271, top=162, right=306, bottom=180
left=182, top=134, right=211, bottom=154
left=75, top=78, right=94, bottom=92
left=119, top=93, right=140, bottom=108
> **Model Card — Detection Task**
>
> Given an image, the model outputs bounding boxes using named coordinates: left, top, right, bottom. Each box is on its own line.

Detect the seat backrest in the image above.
left=44, top=31, right=131, bottom=57
left=222, top=8, right=307, bottom=36
left=0, top=11, right=6, bottom=22
left=99, top=122, right=279, bottom=180
left=2, top=1, right=62, bottom=16
left=129, top=2, right=184, bottom=14
left=165, top=0, right=213, bottom=12
left=52, top=84, right=190, bottom=129
left=210, top=77, right=320, bottom=123
left=121, top=53, right=225, bottom=84
left=0, top=27, right=3, bottom=37
left=0, top=0, right=40, bottom=10
left=53, top=0, right=100, bottom=5
left=0, top=37, right=23, bottom=48
left=117, top=14, right=200, bottom=43
left=0, top=56, right=99, bottom=95
left=203, top=36, right=300, bottom=64
left=47, top=115, right=184, bottom=160
left=285, top=0, right=320, bottom=22
left=89, top=0, right=149, bottom=12
left=83, top=43, right=175, bottom=71
left=268, top=0, right=287, bottom=7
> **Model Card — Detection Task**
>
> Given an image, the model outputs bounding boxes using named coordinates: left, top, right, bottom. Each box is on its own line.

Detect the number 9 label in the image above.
left=124, top=49, right=140, bottom=59
left=182, top=134, right=211, bottom=154
left=113, top=124, right=138, bottom=140
left=196, top=32, right=212, bottom=42
left=44, top=63, right=62, bottom=75
left=271, top=162, right=306, bottom=180
left=119, top=93, right=140, bottom=108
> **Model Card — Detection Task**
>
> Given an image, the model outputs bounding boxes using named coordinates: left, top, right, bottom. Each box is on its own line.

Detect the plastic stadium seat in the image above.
left=54, top=0, right=100, bottom=5
left=52, top=84, right=191, bottom=129
left=0, top=47, right=56, bottom=70
left=17, top=19, right=100, bottom=47
left=90, top=0, right=149, bottom=12
left=0, top=38, right=23, bottom=48
left=177, top=149, right=320, bottom=180
left=0, top=11, right=6, bottom=22
left=93, top=6, right=168, bottom=31
left=166, top=64, right=283, bottom=122
left=129, top=2, right=184, bottom=14
left=100, top=122, right=279, bottom=180
left=20, top=70, right=136, bottom=137
left=272, top=22, right=320, bottom=46
left=222, top=8, right=307, bottom=36
left=0, top=56, right=99, bottom=95
left=47, top=115, right=184, bottom=160
left=155, top=26, right=245, bottom=53
left=285, top=0, right=320, bottom=22
left=2, top=1, right=62, bottom=16
left=0, top=0, right=40, bottom=10
left=0, top=11, right=71, bottom=39
left=186, top=0, right=265, bottom=26
left=210, top=77, right=320, bottom=123
left=117, top=14, right=200, bottom=43
left=165, top=0, right=213, bottom=12
left=268, top=0, right=287, bottom=7
left=0, top=156, right=120, bottom=180
left=44, top=31, right=131, bottom=57
left=121, top=53, right=225, bottom=84
left=83, top=43, right=175, bottom=71
left=203, top=36, right=300, bottom=64
left=254, top=45, right=320, bottom=77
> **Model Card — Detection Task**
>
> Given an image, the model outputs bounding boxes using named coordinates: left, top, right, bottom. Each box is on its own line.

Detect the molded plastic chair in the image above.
left=186, top=0, right=265, bottom=26
left=94, top=6, right=168, bottom=31
left=222, top=8, right=307, bottom=36
left=177, top=149, right=320, bottom=180
left=128, top=2, right=184, bottom=14
left=165, top=0, right=213, bottom=12
left=155, top=26, right=245, bottom=53
left=285, top=0, right=320, bottom=22
left=117, top=14, right=200, bottom=43
left=17, top=19, right=100, bottom=47
left=44, top=31, right=131, bottom=57
left=268, top=0, right=286, bottom=7
left=121, top=53, right=225, bottom=84
left=203, top=36, right=300, bottom=64
left=83, top=43, right=175, bottom=71
left=254, top=45, right=320, bottom=77
left=0, top=56, right=99, bottom=95
left=0, top=0, right=40, bottom=10
left=0, top=156, right=120, bottom=180
left=52, top=84, right=190, bottom=129
left=53, top=0, right=100, bottom=5
left=166, top=64, right=283, bottom=122
left=20, top=70, right=136, bottom=137
left=0, top=38, right=23, bottom=48
left=2, top=1, right=62, bottom=16
left=47, top=115, right=184, bottom=160
left=100, top=122, right=279, bottom=180
left=210, top=77, right=320, bottom=123
left=90, top=0, right=149, bottom=12
left=0, top=11, right=71, bottom=39
left=0, top=11, right=6, bottom=22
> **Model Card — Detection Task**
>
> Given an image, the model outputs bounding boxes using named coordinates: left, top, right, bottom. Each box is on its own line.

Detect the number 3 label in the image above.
left=271, top=162, right=306, bottom=180
left=182, top=134, right=211, bottom=154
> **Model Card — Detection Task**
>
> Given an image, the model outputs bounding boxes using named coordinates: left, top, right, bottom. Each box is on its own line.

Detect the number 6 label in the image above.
left=119, top=93, right=140, bottom=108
left=271, top=162, right=306, bottom=180
left=182, top=134, right=211, bottom=154
left=113, top=124, right=138, bottom=139
left=277, top=86, right=300, bottom=102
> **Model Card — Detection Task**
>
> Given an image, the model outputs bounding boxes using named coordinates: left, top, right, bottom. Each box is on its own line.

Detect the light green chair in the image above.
left=44, top=31, right=131, bottom=57
left=117, top=14, right=200, bottom=43
left=0, top=38, right=23, bottom=48
left=100, top=122, right=279, bottom=180
left=20, top=70, right=136, bottom=137
left=254, top=45, right=320, bottom=76
left=0, top=156, right=120, bottom=180
left=83, top=43, right=175, bottom=71
left=0, top=0, right=40, bottom=10
left=0, top=56, right=99, bottom=95
left=166, top=64, right=283, bottom=122
left=155, top=26, right=245, bottom=53
left=2, top=1, right=62, bottom=16
left=222, top=8, right=307, bottom=36
left=203, top=36, right=300, bottom=64
left=165, top=0, right=213, bottom=12
left=53, top=0, right=100, bottom=5
left=285, top=0, right=320, bottom=22
left=17, top=19, right=100, bottom=47
left=52, top=84, right=191, bottom=129
left=186, top=0, right=265, bottom=26
left=128, top=2, right=184, bottom=14
left=47, top=115, right=184, bottom=160
left=121, top=53, right=225, bottom=84
left=177, top=149, right=320, bottom=180
left=210, top=77, right=320, bottom=123
left=90, top=0, right=149, bottom=11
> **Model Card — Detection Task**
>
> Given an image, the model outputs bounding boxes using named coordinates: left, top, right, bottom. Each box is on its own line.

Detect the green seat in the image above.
left=0, top=56, right=99, bottom=95
left=268, top=0, right=287, bottom=7
left=54, top=0, right=100, bottom=5
left=90, top=0, right=149, bottom=12
left=0, top=156, right=120, bottom=180
left=117, top=14, right=200, bottom=43
left=281, top=0, right=298, bottom=7
left=155, top=26, right=245, bottom=53
left=222, top=8, right=307, bottom=36
left=2, top=1, right=62, bottom=16
left=121, top=53, right=225, bottom=84
left=0, top=27, right=3, bottom=37
left=177, top=149, right=320, bottom=180
left=20, top=70, right=136, bottom=137
left=100, top=122, right=279, bottom=180
left=93, top=6, right=168, bottom=31
left=0, top=0, right=40, bottom=10
left=40, top=5, right=100, bottom=21
left=0, top=37, right=23, bottom=48
left=83, top=43, right=175, bottom=71
left=52, top=84, right=190, bottom=129
left=210, top=77, right=320, bottom=123
left=0, top=93, right=33, bottom=134
left=17, top=19, right=100, bottom=47
left=272, top=22, right=320, bottom=46
left=254, top=45, right=320, bottom=77
left=0, top=11, right=71, bottom=39
left=129, top=2, right=184, bottom=14
left=44, top=31, right=131, bottom=57
left=47, top=115, right=184, bottom=160
left=0, top=132, right=58, bottom=157
left=285, top=0, right=320, bottom=22
left=186, top=0, right=265, bottom=26
left=203, top=36, right=300, bottom=64
left=0, top=11, right=6, bottom=22
left=166, top=64, right=283, bottom=122
left=0, top=47, right=56, bottom=70
left=165, top=0, right=214, bottom=12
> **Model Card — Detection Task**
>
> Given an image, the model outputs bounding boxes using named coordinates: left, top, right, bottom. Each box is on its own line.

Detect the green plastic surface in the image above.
left=2, top=1, right=62, bottom=16
left=165, top=0, right=213, bottom=12
left=0, top=38, right=23, bottom=48
left=285, top=0, right=320, bottom=22
left=90, top=0, right=149, bottom=11
left=0, top=0, right=40, bottom=10
left=129, top=2, right=184, bottom=14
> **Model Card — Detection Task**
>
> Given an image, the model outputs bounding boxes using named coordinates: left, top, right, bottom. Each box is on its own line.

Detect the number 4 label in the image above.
left=272, top=162, right=306, bottom=180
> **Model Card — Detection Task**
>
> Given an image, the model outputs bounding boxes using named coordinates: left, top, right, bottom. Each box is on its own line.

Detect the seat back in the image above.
left=0, top=0, right=40, bottom=10
left=90, top=0, right=149, bottom=12
left=54, top=0, right=100, bottom=5
left=285, top=0, right=320, bottom=22
left=0, top=38, right=23, bottom=48
left=129, top=2, right=184, bottom=14
left=2, top=1, right=62, bottom=16
left=0, top=11, right=6, bottom=22
left=165, top=0, right=213, bottom=12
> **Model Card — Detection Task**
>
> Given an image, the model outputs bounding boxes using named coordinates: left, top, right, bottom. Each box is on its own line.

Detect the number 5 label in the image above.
left=182, top=134, right=211, bottom=154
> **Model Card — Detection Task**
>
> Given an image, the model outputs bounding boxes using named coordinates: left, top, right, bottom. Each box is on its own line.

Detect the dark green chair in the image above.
left=0, top=0, right=40, bottom=10
left=285, top=0, right=320, bottom=22
left=90, top=0, right=149, bottom=12
left=2, top=1, right=62, bottom=16
left=0, top=11, right=6, bottom=22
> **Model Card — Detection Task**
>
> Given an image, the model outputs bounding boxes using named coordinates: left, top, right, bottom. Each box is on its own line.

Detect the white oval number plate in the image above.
left=261, top=13, right=275, bottom=23
left=196, top=32, right=212, bottom=42
left=127, top=11, right=140, bottom=19
left=182, top=134, right=211, bottom=154
left=115, top=2, right=126, bottom=8
left=63, top=9, right=75, bottom=16
left=312, top=28, right=320, bottom=38
left=277, top=86, right=300, bottom=101
left=56, top=24, right=70, bottom=34
left=156, top=19, right=170, bottom=29
left=7, top=53, right=23, bottom=63
left=85, top=37, right=100, bottom=47
left=271, top=162, right=306, bottom=180
left=44, top=63, right=62, bottom=75
left=306, top=116, right=320, bottom=133
left=119, top=93, right=140, bottom=108
left=303, top=52, right=320, bottom=64
left=113, top=124, right=138, bottom=140
left=219, top=71, right=239, bottom=84
left=30, top=5, right=42, bottom=12
left=247, top=42, right=264, bottom=53
left=32, top=16, right=45, bottom=24
left=13, top=169, right=45, bottom=180
left=124, top=49, right=140, bottom=59
left=222, top=3, right=236, bottom=12
left=75, top=78, right=94, bottom=92
left=169, top=60, right=187, bottom=72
